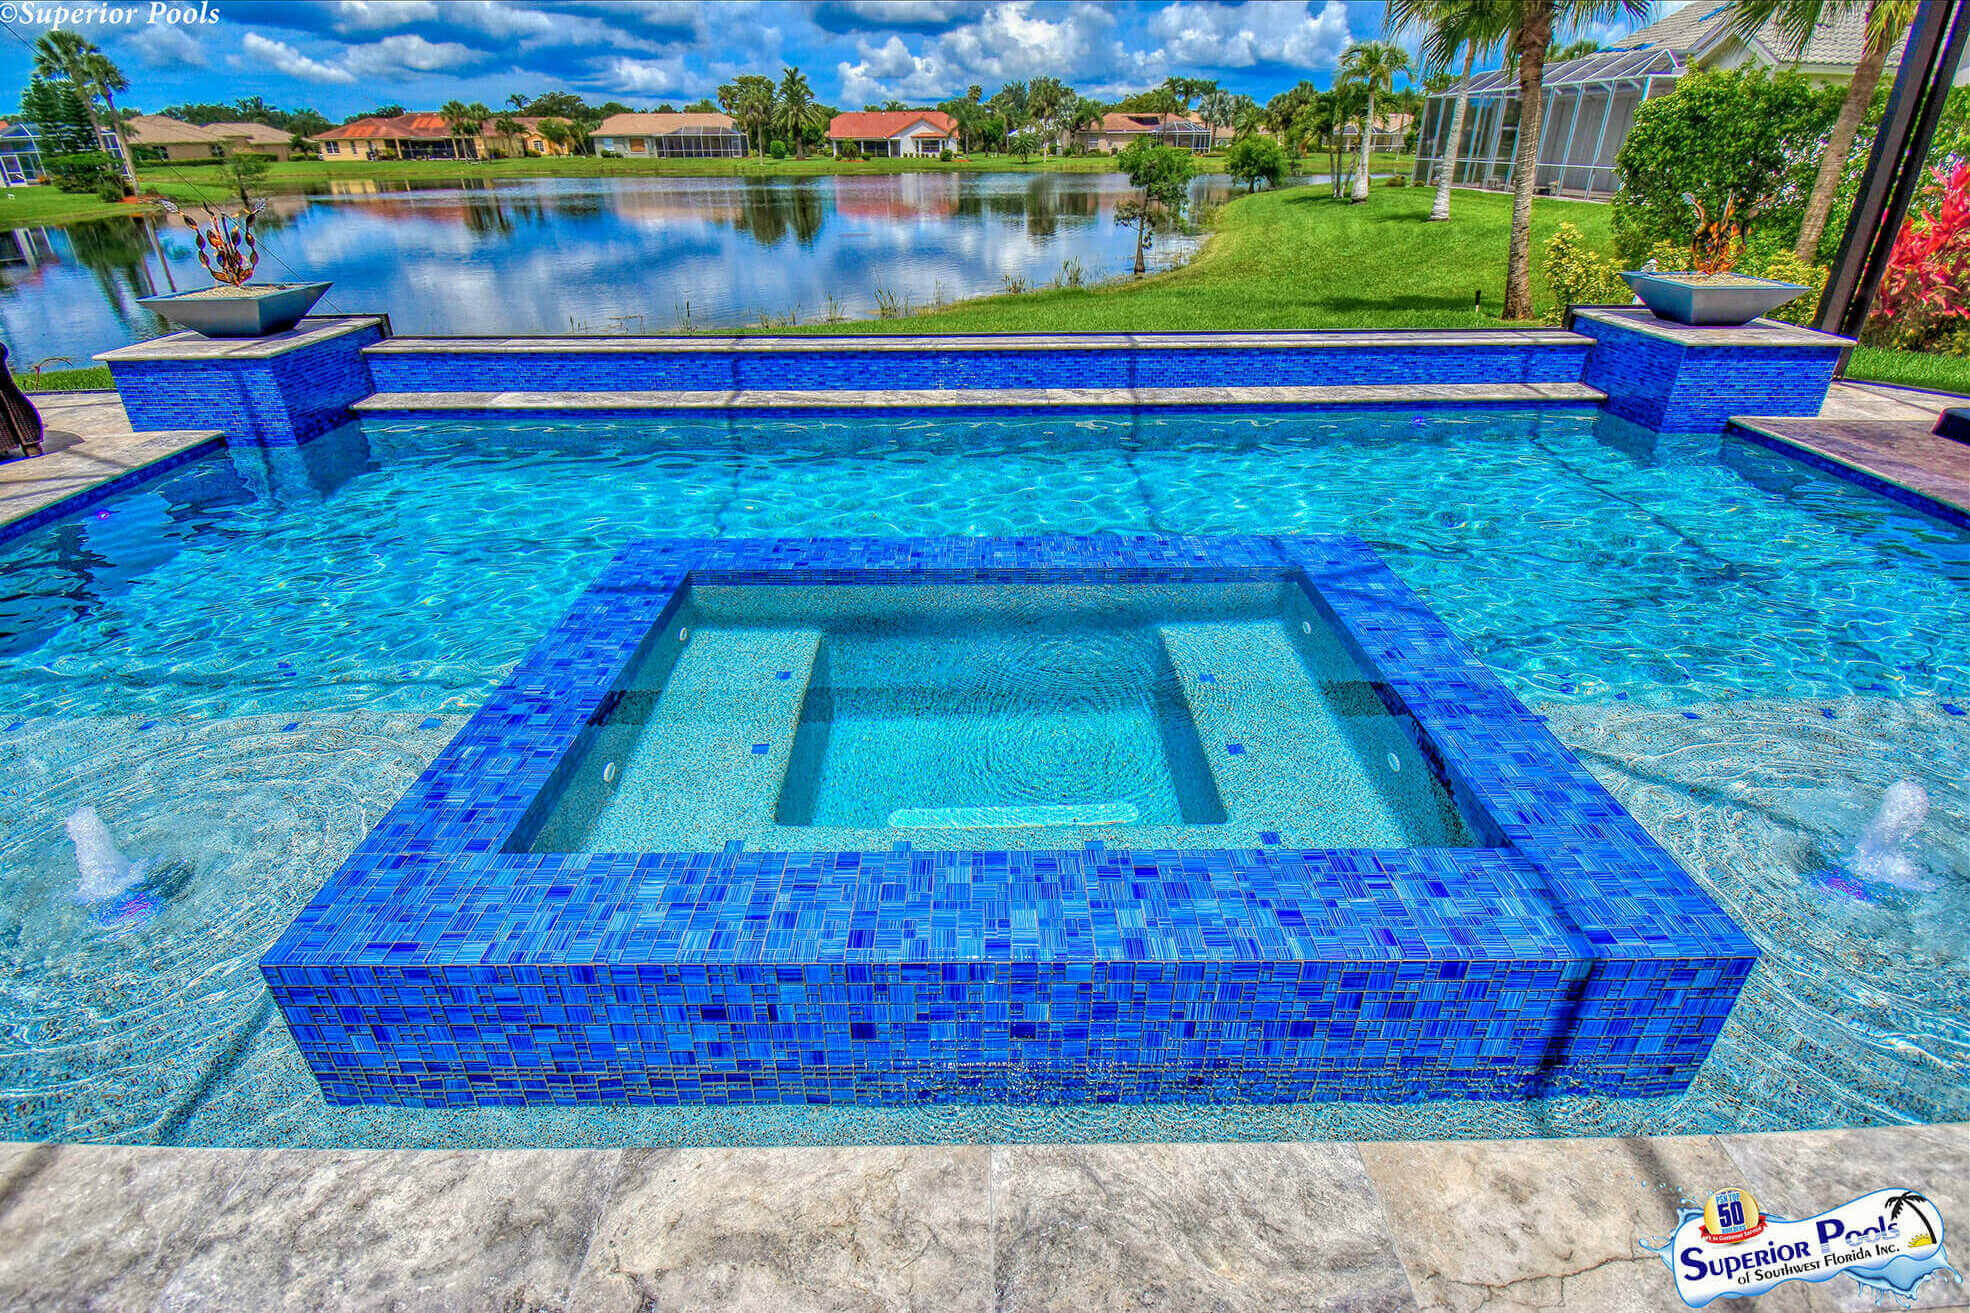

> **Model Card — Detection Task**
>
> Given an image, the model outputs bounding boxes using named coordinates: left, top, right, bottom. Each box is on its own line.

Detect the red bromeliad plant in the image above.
left=1870, top=161, right=1970, bottom=349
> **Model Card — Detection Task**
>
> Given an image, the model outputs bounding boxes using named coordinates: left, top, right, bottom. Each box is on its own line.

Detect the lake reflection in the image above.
left=1, top=172, right=1284, bottom=362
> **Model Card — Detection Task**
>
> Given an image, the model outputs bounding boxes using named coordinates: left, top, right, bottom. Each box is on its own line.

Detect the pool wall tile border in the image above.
left=1728, top=421, right=1970, bottom=528
left=0, top=433, right=227, bottom=546
left=262, top=534, right=1758, bottom=1111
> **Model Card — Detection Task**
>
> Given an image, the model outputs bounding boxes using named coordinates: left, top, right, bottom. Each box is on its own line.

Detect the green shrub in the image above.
left=1611, top=68, right=1841, bottom=265
left=940, top=148, right=954, bottom=161
left=768, top=139, right=788, bottom=158
left=1543, top=222, right=1631, bottom=323
left=46, top=150, right=117, bottom=194
left=1385, top=174, right=1407, bottom=187
left=1748, top=249, right=1829, bottom=325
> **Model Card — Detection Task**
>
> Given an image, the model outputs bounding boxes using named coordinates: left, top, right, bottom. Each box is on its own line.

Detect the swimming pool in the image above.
left=2, top=405, right=1964, bottom=1144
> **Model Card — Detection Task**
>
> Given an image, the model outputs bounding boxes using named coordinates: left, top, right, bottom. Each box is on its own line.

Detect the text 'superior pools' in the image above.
left=529, top=582, right=1476, bottom=854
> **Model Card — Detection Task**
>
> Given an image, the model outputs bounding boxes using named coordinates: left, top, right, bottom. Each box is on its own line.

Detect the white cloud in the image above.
left=128, top=24, right=209, bottom=70
left=602, top=56, right=689, bottom=95
left=343, top=33, right=479, bottom=75
left=1146, top=0, right=1353, bottom=69
left=321, top=1, right=442, bottom=32
left=237, top=32, right=357, bottom=84
left=837, top=2, right=1125, bottom=104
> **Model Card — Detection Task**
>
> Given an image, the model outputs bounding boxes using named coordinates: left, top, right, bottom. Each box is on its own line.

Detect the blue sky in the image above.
left=0, top=1, right=1677, bottom=117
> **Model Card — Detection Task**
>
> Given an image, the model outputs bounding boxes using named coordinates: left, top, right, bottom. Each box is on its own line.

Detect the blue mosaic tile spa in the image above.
left=262, top=535, right=1758, bottom=1109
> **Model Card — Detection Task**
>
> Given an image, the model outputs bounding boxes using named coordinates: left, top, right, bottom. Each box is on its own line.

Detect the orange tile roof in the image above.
left=827, top=110, right=957, bottom=139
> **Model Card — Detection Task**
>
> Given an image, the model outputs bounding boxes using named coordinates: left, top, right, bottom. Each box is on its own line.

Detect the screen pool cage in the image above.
left=1411, top=47, right=1683, bottom=199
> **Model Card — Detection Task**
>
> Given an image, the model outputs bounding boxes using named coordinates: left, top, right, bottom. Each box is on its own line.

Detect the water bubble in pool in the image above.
left=65, top=805, right=147, bottom=904
left=1850, top=780, right=1937, bottom=892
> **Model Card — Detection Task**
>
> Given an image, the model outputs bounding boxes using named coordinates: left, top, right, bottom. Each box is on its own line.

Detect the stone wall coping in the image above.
left=353, top=382, right=1607, bottom=411
left=361, top=328, right=1592, bottom=354
left=1570, top=306, right=1853, bottom=349
left=94, top=316, right=389, bottom=363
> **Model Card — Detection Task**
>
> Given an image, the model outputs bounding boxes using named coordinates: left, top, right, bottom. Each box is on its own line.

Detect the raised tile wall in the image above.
left=110, top=322, right=384, bottom=446
left=361, top=342, right=1593, bottom=393
left=1577, top=317, right=1840, bottom=433
left=262, top=535, right=1757, bottom=1110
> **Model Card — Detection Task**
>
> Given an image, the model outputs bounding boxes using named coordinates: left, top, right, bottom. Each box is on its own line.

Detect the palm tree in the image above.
left=32, top=30, right=130, bottom=192
left=776, top=67, right=827, bottom=159
left=438, top=100, right=490, bottom=160
left=719, top=75, right=777, bottom=158
left=1389, top=1, right=1509, bottom=222
left=1499, top=0, right=1653, bottom=319
left=1338, top=41, right=1411, bottom=202
left=1063, top=96, right=1106, bottom=152
left=1027, top=76, right=1071, bottom=155
left=1733, top=0, right=1917, bottom=261
left=990, top=81, right=1030, bottom=138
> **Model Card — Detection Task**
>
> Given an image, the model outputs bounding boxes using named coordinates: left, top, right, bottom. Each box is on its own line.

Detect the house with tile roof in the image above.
left=828, top=111, right=958, bottom=158
left=123, top=116, right=301, bottom=162
left=1412, top=3, right=1945, bottom=201
left=592, top=112, right=746, bottom=158
left=1076, top=113, right=1214, bottom=154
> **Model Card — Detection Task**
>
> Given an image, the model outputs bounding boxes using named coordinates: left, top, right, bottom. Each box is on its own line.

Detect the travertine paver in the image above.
left=0, top=1143, right=259, bottom=1312
left=991, top=1142, right=1417, bottom=1313
left=569, top=1146, right=991, bottom=1313
left=2, top=390, right=218, bottom=535
left=153, top=1149, right=621, bottom=1313
left=1359, top=1134, right=1818, bottom=1313
left=0, top=1127, right=1964, bottom=1310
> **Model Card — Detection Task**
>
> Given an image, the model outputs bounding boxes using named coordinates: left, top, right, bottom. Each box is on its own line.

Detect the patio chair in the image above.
left=0, top=344, right=45, bottom=459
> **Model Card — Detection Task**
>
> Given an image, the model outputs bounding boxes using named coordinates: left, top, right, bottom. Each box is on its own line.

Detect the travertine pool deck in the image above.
left=1733, top=379, right=1969, bottom=524
left=0, top=392, right=219, bottom=541
left=1, top=1123, right=1961, bottom=1311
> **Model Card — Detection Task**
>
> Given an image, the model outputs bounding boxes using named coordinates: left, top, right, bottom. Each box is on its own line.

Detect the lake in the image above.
left=0, top=172, right=1302, bottom=365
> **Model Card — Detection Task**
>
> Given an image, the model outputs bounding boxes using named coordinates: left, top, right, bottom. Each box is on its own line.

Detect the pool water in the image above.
left=1, top=405, right=1965, bottom=1146
left=529, top=582, right=1474, bottom=853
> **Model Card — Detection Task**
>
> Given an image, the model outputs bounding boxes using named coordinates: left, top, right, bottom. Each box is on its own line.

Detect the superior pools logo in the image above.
left=1646, top=1186, right=1958, bottom=1306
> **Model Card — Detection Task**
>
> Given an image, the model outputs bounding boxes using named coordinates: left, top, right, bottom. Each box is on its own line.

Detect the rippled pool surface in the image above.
left=2, top=406, right=1965, bottom=1146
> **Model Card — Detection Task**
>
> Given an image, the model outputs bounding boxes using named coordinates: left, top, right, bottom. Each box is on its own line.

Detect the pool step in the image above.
left=1159, top=618, right=1469, bottom=848
left=352, top=382, right=1606, bottom=413
left=576, top=625, right=822, bottom=851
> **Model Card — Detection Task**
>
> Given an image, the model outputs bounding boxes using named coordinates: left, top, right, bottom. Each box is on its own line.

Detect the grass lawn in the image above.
left=18, top=365, right=113, bottom=391
left=0, top=187, right=162, bottom=226
left=1841, top=345, right=1970, bottom=397
left=814, top=182, right=1612, bottom=332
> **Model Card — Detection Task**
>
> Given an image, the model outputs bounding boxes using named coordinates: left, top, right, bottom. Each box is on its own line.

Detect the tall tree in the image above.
left=990, top=81, right=1030, bottom=135
left=1197, top=88, right=1237, bottom=148
left=1026, top=76, right=1071, bottom=154
left=1389, top=0, right=1509, bottom=222
left=1115, top=137, right=1200, bottom=273
left=1500, top=0, right=1653, bottom=318
left=32, top=30, right=129, bottom=192
left=439, top=99, right=491, bottom=159
left=719, top=74, right=777, bottom=157
left=776, top=67, right=827, bottom=159
left=80, top=50, right=139, bottom=191
left=1338, top=40, right=1411, bottom=202
left=1733, top=0, right=1918, bottom=261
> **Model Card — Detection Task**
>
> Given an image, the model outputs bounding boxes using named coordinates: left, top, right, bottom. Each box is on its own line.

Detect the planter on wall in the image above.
left=137, top=282, right=333, bottom=338
left=1619, top=271, right=1808, bottom=327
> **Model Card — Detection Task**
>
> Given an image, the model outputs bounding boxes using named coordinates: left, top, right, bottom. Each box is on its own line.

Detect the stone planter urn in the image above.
left=138, top=282, right=334, bottom=338
left=1619, top=271, right=1807, bottom=327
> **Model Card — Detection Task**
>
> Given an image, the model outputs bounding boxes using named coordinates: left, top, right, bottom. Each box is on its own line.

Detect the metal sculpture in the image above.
left=158, top=197, right=268, bottom=287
